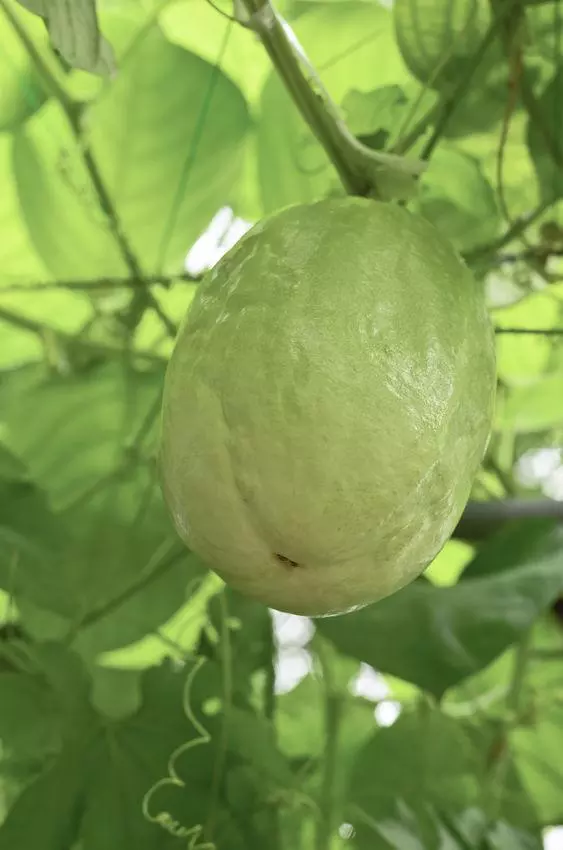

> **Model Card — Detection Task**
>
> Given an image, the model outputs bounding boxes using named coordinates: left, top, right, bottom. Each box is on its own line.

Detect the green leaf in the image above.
left=0, top=476, right=65, bottom=594
left=487, top=823, right=542, bottom=850
left=0, top=670, right=61, bottom=757
left=226, top=707, right=294, bottom=788
left=318, top=521, right=563, bottom=696
left=493, top=291, right=561, bottom=384
left=511, top=703, right=563, bottom=826
left=496, top=374, right=563, bottom=433
left=394, top=0, right=488, bottom=91
left=98, top=572, right=221, bottom=670
left=0, top=443, right=65, bottom=595
left=17, top=548, right=204, bottom=660
left=456, top=110, right=540, bottom=219
left=0, top=363, right=202, bottom=652
left=424, top=540, right=475, bottom=587
left=88, top=665, right=142, bottom=719
left=0, top=362, right=160, bottom=508
left=350, top=710, right=479, bottom=823
left=0, top=654, right=292, bottom=850
left=0, top=1, right=47, bottom=129
left=14, top=23, right=252, bottom=278
left=414, top=146, right=500, bottom=251
left=13, top=102, right=127, bottom=279
left=348, top=707, right=540, bottom=848
left=0, top=658, right=188, bottom=850
left=525, top=3, right=563, bottom=62
left=527, top=68, right=563, bottom=202
left=393, top=0, right=517, bottom=138
left=15, top=0, right=115, bottom=75
left=0, top=133, right=91, bottom=370
left=0, top=443, right=27, bottom=481
left=159, top=0, right=270, bottom=105
left=342, top=83, right=438, bottom=152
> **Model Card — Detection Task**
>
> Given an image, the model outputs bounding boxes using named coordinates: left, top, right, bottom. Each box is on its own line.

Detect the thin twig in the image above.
left=206, top=591, right=233, bottom=842
left=530, top=648, right=563, bottom=660
left=420, top=14, right=507, bottom=161
left=420, top=3, right=511, bottom=160
left=67, top=538, right=185, bottom=638
left=465, top=199, right=555, bottom=259
left=494, top=327, right=563, bottom=335
left=492, top=246, right=563, bottom=263
left=0, top=272, right=200, bottom=294
left=0, top=304, right=167, bottom=363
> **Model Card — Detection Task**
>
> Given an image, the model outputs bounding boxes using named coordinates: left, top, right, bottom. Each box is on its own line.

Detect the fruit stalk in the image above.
left=239, top=0, right=425, bottom=200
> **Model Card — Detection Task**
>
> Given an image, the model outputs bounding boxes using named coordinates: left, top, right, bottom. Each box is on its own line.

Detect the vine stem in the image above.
left=313, top=639, right=343, bottom=850
left=465, top=198, right=555, bottom=260
left=238, top=0, right=423, bottom=199
left=1, top=0, right=176, bottom=338
left=0, top=304, right=166, bottom=363
left=454, top=498, right=563, bottom=541
left=66, top=538, right=186, bottom=640
left=0, top=271, right=200, bottom=293
left=206, top=591, right=233, bottom=842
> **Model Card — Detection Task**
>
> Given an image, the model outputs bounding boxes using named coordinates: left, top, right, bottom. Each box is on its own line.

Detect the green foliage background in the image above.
left=0, top=0, right=563, bottom=847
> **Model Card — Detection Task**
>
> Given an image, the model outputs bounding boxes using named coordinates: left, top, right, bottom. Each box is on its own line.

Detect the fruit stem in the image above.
left=238, top=0, right=424, bottom=200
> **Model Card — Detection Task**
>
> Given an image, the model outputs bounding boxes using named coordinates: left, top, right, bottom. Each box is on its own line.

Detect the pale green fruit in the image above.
left=160, top=198, right=496, bottom=617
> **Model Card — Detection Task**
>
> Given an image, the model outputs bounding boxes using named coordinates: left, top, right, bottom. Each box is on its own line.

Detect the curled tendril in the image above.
left=142, top=656, right=216, bottom=850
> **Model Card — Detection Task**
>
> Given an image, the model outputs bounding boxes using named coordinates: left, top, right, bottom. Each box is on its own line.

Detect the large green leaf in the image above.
left=0, top=650, right=294, bottom=850
left=159, top=0, right=270, bottom=106
left=0, top=133, right=92, bottom=369
left=14, top=23, right=252, bottom=278
left=13, top=101, right=127, bottom=279
left=317, top=521, right=563, bottom=696
left=414, top=145, right=500, bottom=251
left=0, top=447, right=65, bottom=595
left=393, top=0, right=519, bottom=138
left=0, top=643, right=86, bottom=758
left=393, top=0, right=487, bottom=90
left=348, top=707, right=541, bottom=849
left=0, top=361, right=161, bottom=508
left=496, top=373, right=563, bottom=432
left=0, top=363, right=201, bottom=652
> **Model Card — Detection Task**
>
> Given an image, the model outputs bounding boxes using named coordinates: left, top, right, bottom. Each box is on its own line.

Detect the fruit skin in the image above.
left=160, top=198, right=496, bottom=617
